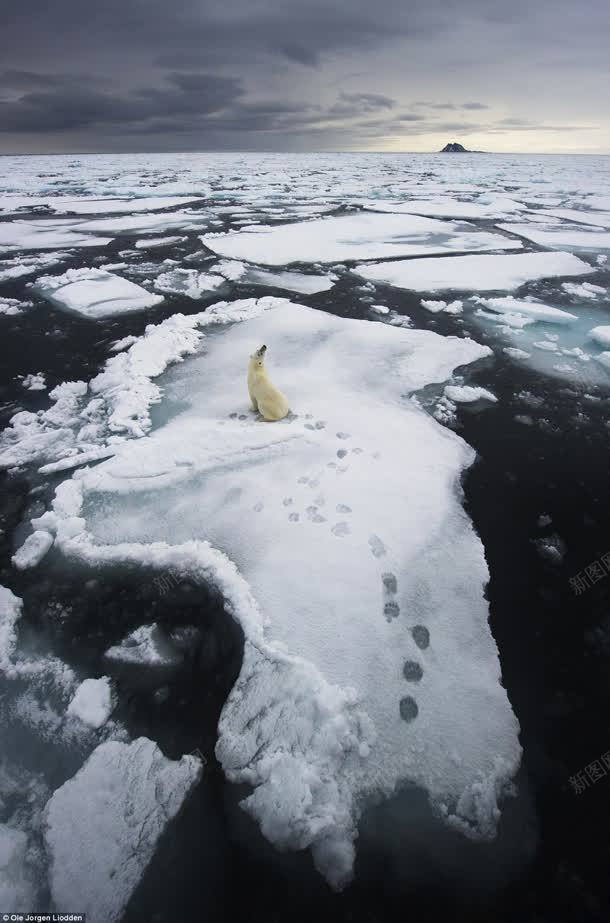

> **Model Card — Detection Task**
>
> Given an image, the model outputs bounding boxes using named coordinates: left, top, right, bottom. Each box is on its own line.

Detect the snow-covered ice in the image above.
left=105, top=625, right=182, bottom=667
left=473, top=296, right=578, bottom=327
left=44, top=738, right=202, bottom=922
left=33, top=267, right=164, bottom=318
left=42, top=298, right=521, bottom=888
left=356, top=251, right=594, bottom=292
left=66, top=677, right=114, bottom=728
left=201, top=212, right=521, bottom=265
left=421, top=299, right=463, bottom=315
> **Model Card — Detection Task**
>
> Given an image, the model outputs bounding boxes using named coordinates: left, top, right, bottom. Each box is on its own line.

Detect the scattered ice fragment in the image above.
left=503, top=347, right=531, bottom=360
left=370, top=304, right=389, bottom=315
left=444, top=385, right=497, bottom=404
left=104, top=624, right=182, bottom=667
left=66, top=677, right=115, bottom=728
left=562, top=281, right=606, bottom=299
left=21, top=372, right=46, bottom=391
left=473, top=296, right=577, bottom=327
left=135, top=235, right=187, bottom=249
left=533, top=533, right=566, bottom=565
left=33, top=268, right=164, bottom=319
left=11, top=530, right=54, bottom=570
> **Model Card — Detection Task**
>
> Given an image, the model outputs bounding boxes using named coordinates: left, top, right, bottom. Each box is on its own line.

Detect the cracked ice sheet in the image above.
left=49, top=300, right=521, bottom=889
left=44, top=738, right=202, bottom=923
left=356, top=250, right=595, bottom=292
left=201, top=212, right=522, bottom=265
left=359, top=197, right=526, bottom=220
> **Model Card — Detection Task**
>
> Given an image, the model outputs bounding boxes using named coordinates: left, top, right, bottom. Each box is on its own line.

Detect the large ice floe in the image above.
left=201, top=211, right=522, bottom=265
left=32, top=267, right=164, bottom=318
left=44, top=739, right=202, bottom=922
left=0, top=220, right=112, bottom=254
left=356, top=250, right=594, bottom=292
left=32, top=297, right=521, bottom=889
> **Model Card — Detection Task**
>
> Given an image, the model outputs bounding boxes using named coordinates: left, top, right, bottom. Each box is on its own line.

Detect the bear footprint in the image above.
left=283, top=497, right=294, bottom=507
left=411, top=625, right=430, bottom=650
left=331, top=521, right=351, bottom=537
left=403, top=660, right=423, bottom=682
left=382, top=571, right=399, bottom=622
left=288, top=512, right=300, bottom=522
left=306, top=505, right=326, bottom=523
left=399, top=696, right=419, bottom=723
left=369, top=535, right=386, bottom=558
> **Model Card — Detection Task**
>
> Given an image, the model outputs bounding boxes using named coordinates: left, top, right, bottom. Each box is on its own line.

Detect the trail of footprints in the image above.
left=252, top=414, right=428, bottom=724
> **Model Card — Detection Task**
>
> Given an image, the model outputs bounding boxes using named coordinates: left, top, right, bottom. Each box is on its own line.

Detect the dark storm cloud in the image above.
left=0, top=0, right=608, bottom=151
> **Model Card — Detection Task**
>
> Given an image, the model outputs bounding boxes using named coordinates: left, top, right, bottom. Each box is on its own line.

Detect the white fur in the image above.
left=247, top=345, right=289, bottom=421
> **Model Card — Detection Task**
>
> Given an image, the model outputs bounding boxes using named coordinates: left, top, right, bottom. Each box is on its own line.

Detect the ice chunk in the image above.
left=473, top=296, right=578, bottom=326
left=50, top=300, right=520, bottom=888
left=562, top=281, right=606, bottom=299
left=104, top=625, right=182, bottom=667
left=444, top=385, right=497, bottom=403
left=201, top=212, right=521, bottom=265
left=0, top=194, right=201, bottom=216
left=11, top=530, right=54, bottom=570
left=421, top=299, right=463, bottom=315
left=33, top=268, right=164, bottom=318
left=356, top=251, right=594, bottom=292
left=21, top=372, right=46, bottom=391
left=0, top=251, right=70, bottom=282
left=589, top=326, right=610, bottom=347
left=135, top=235, right=187, bottom=249
left=361, top=197, right=525, bottom=219
left=66, top=677, right=114, bottom=728
left=370, top=304, right=389, bottom=314
left=237, top=267, right=336, bottom=294
left=498, top=222, right=610, bottom=250
left=0, top=299, right=26, bottom=316
left=0, top=220, right=112, bottom=254
left=44, top=738, right=202, bottom=923
left=76, top=211, right=210, bottom=236
left=154, top=268, right=225, bottom=299
left=503, top=347, right=531, bottom=360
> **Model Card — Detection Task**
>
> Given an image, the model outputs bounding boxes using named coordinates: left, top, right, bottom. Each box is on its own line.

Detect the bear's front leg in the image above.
left=248, top=388, right=258, bottom=412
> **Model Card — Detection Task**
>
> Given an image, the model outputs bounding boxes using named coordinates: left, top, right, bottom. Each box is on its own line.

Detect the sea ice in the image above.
left=21, top=373, right=46, bottom=391
left=444, top=385, right=497, bottom=403
left=45, top=298, right=521, bottom=888
left=421, top=299, right=463, bottom=315
left=12, top=530, right=54, bottom=570
left=66, top=677, right=114, bottom=728
left=154, top=268, right=225, bottom=298
left=33, top=268, right=164, bottom=318
left=104, top=625, right=182, bottom=667
left=589, top=326, right=610, bottom=347
left=135, top=235, right=187, bottom=249
left=473, top=296, right=578, bottom=326
left=0, top=221, right=112, bottom=254
left=201, top=212, right=521, bottom=265
left=360, top=197, right=525, bottom=219
left=562, top=281, right=606, bottom=299
left=44, top=738, right=202, bottom=923
left=0, top=252, right=70, bottom=282
left=498, top=222, right=610, bottom=250
left=356, top=251, right=594, bottom=292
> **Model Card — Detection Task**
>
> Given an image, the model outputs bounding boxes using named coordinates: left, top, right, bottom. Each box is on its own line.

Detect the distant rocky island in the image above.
left=440, top=141, right=484, bottom=153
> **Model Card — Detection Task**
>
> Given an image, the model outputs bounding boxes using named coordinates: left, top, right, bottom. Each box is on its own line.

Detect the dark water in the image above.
left=1, top=218, right=610, bottom=923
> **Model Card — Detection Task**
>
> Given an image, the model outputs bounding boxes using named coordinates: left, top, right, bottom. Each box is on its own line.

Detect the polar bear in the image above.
left=247, top=344, right=290, bottom=421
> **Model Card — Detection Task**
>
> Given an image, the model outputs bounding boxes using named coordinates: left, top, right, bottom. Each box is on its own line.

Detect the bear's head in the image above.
left=250, top=344, right=267, bottom=368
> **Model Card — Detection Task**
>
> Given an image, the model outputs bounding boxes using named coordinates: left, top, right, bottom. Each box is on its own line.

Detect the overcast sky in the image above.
left=1, top=0, right=608, bottom=154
